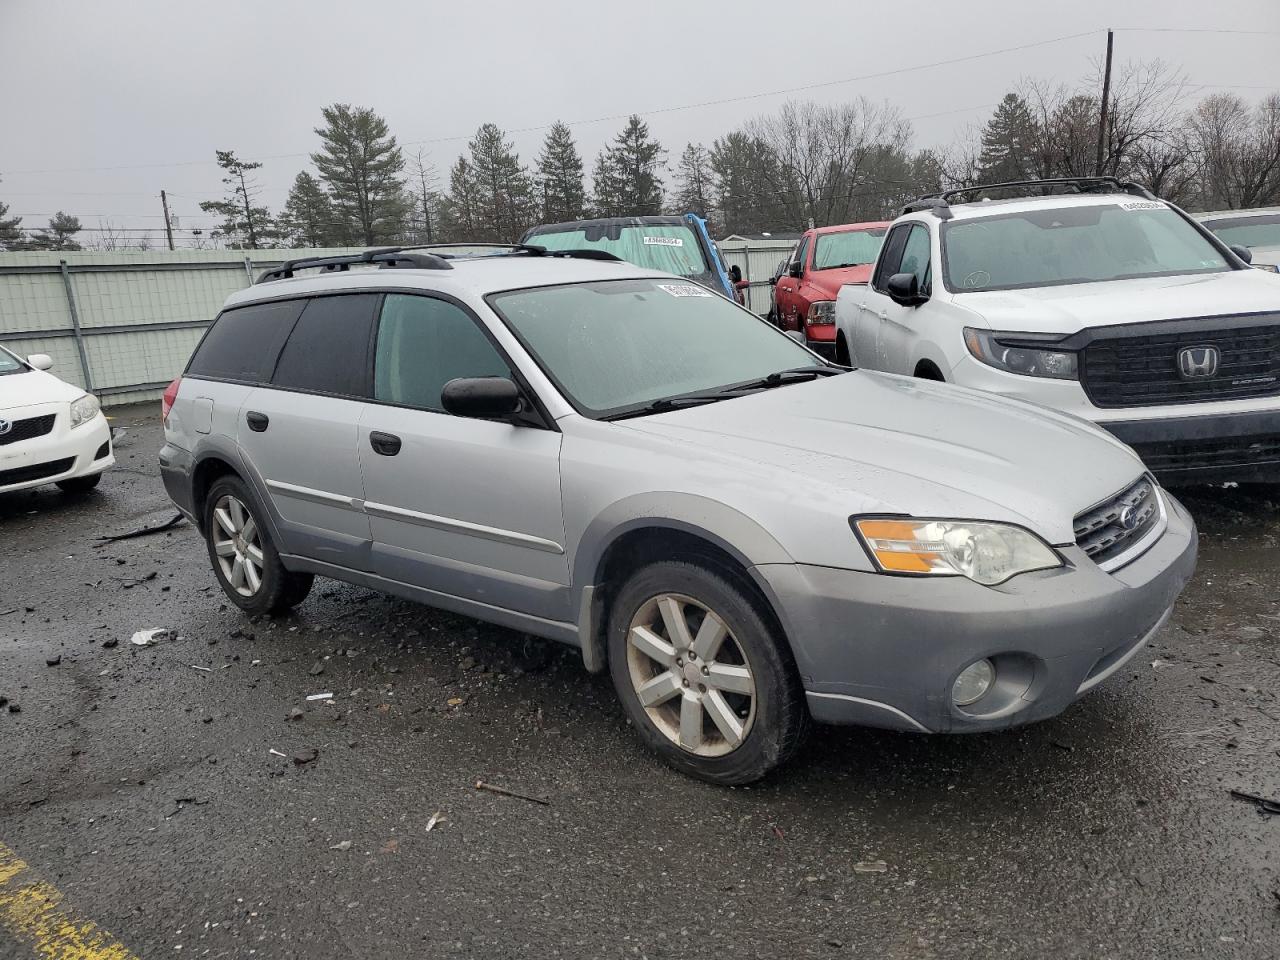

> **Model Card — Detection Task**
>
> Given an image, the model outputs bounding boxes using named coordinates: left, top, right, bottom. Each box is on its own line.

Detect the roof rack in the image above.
left=256, top=243, right=621, bottom=283
left=901, top=177, right=1157, bottom=218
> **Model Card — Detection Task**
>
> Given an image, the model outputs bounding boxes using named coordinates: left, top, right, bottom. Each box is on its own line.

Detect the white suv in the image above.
left=834, top=178, right=1280, bottom=484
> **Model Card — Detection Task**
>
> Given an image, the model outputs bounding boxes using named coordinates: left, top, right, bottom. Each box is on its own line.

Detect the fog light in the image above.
left=952, top=659, right=995, bottom=706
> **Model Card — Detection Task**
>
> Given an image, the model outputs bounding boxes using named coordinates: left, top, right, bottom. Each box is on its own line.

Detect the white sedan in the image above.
left=0, top=344, right=113, bottom=494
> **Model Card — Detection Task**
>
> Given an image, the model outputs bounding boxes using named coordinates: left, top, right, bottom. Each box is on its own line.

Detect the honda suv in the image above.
left=161, top=243, right=1196, bottom=783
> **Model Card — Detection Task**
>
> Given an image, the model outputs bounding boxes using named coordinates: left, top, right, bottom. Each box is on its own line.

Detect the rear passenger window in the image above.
left=272, top=294, right=378, bottom=397
left=374, top=294, right=510, bottom=412
left=187, top=300, right=304, bottom=383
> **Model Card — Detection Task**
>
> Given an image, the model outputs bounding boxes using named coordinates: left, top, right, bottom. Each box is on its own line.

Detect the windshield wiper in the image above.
left=736, top=366, right=847, bottom=391
left=601, top=392, right=740, bottom=422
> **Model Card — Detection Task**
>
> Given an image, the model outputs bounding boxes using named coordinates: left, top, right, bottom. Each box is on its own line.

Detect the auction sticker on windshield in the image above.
left=1119, top=200, right=1166, bottom=211
left=657, top=283, right=713, bottom=298
left=644, top=236, right=684, bottom=246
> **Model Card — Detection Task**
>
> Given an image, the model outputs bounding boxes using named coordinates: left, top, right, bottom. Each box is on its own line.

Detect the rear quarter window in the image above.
left=187, top=299, right=305, bottom=383
left=271, top=294, right=379, bottom=398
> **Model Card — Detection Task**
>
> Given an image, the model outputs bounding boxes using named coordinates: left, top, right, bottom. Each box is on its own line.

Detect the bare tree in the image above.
left=1187, top=92, right=1280, bottom=209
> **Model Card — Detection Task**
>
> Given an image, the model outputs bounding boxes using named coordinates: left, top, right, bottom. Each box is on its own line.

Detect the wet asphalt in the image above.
left=1, top=405, right=1278, bottom=959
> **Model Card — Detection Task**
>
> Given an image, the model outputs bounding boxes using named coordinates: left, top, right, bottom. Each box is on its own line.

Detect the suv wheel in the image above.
left=607, top=561, right=808, bottom=784
left=204, top=476, right=313, bottom=615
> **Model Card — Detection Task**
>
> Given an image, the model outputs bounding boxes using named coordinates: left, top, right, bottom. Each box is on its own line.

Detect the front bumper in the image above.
left=0, top=409, right=113, bottom=494
left=752, top=492, right=1198, bottom=733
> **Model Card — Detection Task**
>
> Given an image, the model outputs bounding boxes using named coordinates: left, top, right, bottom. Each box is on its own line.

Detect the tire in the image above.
left=203, top=475, right=313, bottom=616
left=607, top=560, right=808, bottom=785
left=56, top=472, right=102, bottom=494
left=835, top=335, right=851, bottom=367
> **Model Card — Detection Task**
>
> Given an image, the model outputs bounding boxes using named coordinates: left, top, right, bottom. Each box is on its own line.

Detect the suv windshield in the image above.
left=489, top=278, right=825, bottom=418
left=525, top=224, right=708, bottom=278
left=1204, top=213, right=1280, bottom=249
left=0, top=347, right=25, bottom=375
left=942, top=202, right=1231, bottom=292
left=813, top=228, right=886, bottom=270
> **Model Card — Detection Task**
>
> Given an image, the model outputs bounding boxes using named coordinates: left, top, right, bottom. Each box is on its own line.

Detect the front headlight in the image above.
left=69, top=393, right=100, bottom=429
left=853, top=517, right=1062, bottom=586
left=963, top=327, right=1078, bottom=379
left=806, top=300, right=836, bottom=325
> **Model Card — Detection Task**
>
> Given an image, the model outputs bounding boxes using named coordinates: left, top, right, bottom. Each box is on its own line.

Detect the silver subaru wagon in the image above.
left=160, top=245, right=1197, bottom=783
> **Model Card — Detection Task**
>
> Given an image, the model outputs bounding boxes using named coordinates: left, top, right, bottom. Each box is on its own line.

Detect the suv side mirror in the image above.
left=886, top=272, right=928, bottom=307
left=787, top=261, right=802, bottom=279
left=441, top=377, right=522, bottom=420
left=1229, top=243, right=1253, bottom=265
left=27, top=353, right=53, bottom=371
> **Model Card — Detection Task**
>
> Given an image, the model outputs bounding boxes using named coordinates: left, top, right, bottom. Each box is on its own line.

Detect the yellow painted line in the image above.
left=0, top=842, right=138, bottom=960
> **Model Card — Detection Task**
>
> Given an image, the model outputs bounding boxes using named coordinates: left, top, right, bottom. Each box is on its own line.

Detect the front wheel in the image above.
left=607, top=561, right=808, bottom=784
left=57, top=472, right=102, bottom=494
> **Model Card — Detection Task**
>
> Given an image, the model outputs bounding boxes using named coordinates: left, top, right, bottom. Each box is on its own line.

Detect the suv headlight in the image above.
left=853, top=517, right=1062, bottom=586
left=806, top=301, right=836, bottom=325
left=69, top=393, right=101, bottom=429
left=963, top=327, right=1078, bottom=379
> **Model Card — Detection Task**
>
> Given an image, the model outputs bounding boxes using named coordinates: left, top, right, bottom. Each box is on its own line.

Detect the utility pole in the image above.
left=160, top=189, right=175, bottom=251
left=1095, top=29, right=1114, bottom=176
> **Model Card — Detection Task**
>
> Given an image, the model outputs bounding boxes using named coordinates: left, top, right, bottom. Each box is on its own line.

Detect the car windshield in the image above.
left=942, top=202, right=1231, bottom=292
left=525, top=224, right=708, bottom=278
left=813, top=228, right=886, bottom=270
left=1205, top=213, right=1280, bottom=250
left=488, top=278, right=825, bottom=418
left=0, top=347, right=24, bottom=375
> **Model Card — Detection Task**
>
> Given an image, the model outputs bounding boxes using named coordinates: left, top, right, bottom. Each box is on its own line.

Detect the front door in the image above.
left=357, top=293, right=570, bottom=622
left=876, top=223, right=933, bottom=374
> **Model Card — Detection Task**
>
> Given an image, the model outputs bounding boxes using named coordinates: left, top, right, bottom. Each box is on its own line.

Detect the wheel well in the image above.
left=191, top=457, right=239, bottom=532
left=914, top=359, right=945, bottom=381
left=835, top=332, right=851, bottom=365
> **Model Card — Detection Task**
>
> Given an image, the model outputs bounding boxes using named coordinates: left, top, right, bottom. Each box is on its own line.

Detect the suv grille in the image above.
left=1082, top=323, right=1280, bottom=408
left=0, top=413, right=56, bottom=446
left=1074, top=476, right=1163, bottom=569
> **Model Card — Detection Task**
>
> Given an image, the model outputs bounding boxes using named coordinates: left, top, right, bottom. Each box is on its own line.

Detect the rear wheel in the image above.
left=204, top=475, right=312, bottom=615
left=607, top=561, right=808, bottom=784
left=57, top=473, right=102, bottom=494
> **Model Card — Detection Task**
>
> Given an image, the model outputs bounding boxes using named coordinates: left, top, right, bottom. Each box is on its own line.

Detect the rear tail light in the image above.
left=161, top=377, right=181, bottom=424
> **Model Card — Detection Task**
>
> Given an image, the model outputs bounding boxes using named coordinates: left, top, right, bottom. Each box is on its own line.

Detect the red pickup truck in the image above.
left=772, top=221, right=889, bottom=358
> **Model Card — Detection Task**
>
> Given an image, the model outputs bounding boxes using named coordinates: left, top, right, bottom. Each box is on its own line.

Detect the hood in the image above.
left=956, top=268, right=1280, bottom=335
left=621, top=371, right=1144, bottom=545
left=0, top=369, right=82, bottom=412
left=806, top=263, right=874, bottom=298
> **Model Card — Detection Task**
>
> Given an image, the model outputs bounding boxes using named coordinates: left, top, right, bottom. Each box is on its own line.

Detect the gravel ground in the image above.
left=1, top=405, right=1278, bottom=959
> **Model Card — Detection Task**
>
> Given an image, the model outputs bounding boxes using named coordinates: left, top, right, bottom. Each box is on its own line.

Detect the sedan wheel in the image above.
left=625, top=592, right=757, bottom=757
left=211, top=494, right=264, bottom=597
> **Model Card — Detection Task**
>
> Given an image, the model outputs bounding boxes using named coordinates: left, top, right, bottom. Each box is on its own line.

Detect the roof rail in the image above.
left=900, top=177, right=1157, bottom=218
left=257, top=247, right=452, bottom=283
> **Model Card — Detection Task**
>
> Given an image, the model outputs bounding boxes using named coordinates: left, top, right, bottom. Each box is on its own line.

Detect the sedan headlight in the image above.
left=853, top=517, right=1062, bottom=586
left=963, top=327, right=1078, bottom=379
left=69, top=393, right=101, bottom=429
left=806, top=301, right=836, bottom=325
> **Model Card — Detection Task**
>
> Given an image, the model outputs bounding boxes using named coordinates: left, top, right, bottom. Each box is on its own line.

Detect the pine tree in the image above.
left=672, top=143, right=715, bottom=223
left=709, top=132, right=786, bottom=235
left=438, top=157, right=480, bottom=241
left=27, top=212, right=83, bottom=251
left=311, top=103, right=407, bottom=245
left=977, top=93, right=1039, bottom=184
left=464, top=123, right=536, bottom=242
left=536, top=121, right=586, bottom=222
left=0, top=197, right=23, bottom=251
left=199, top=150, right=274, bottom=248
left=593, top=115, right=665, bottom=216
left=280, top=171, right=335, bottom=248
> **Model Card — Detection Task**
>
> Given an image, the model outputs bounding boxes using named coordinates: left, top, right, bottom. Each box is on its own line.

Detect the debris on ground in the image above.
left=130, top=628, right=173, bottom=647
left=101, top=637, right=118, bottom=649
left=190, top=665, right=212, bottom=673
left=309, top=662, right=325, bottom=676
left=330, top=840, right=352, bottom=851
left=293, top=748, right=319, bottom=765
left=305, top=692, right=333, bottom=702
left=474, top=779, right=550, bottom=806
left=94, top=512, right=185, bottom=545
left=447, top=697, right=465, bottom=707
left=426, top=810, right=446, bottom=832
left=45, top=655, right=61, bottom=667
left=287, top=707, right=305, bottom=721
left=1230, top=789, right=1280, bottom=816
left=268, top=748, right=287, bottom=759
left=854, top=861, right=888, bottom=874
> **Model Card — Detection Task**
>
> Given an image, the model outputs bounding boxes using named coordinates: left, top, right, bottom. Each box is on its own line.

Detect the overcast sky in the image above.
left=2, top=0, right=1277, bottom=244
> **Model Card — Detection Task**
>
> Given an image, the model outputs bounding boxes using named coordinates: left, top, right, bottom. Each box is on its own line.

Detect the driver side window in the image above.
left=899, top=225, right=932, bottom=295
left=790, top=237, right=810, bottom=275
left=872, top=225, right=911, bottom=291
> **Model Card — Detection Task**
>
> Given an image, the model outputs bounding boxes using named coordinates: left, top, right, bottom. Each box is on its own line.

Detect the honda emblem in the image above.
left=1177, top=346, right=1219, bottom=379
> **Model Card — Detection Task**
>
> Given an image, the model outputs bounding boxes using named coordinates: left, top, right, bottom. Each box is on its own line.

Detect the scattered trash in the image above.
left=1050, top=740, right=1075, bottom=752
left=94, top=512, right=185, bottom=545
left=293, top=748, right=319, bottom=765
left=189, top=665, right=212, bottom=673
left=1230, top=789, right=1280, bottom=816
left=447, top=697, right=465, bottom=707
left=130, top=628, right=173, bottom=647
left=305, top=692, right=333, bottom=702
left=308, top=662, right=325, bottom=676
left=101, top=637, right=118, bottom=649
left=268, top=748, right=288, bottom=759
left=287, top=707, right=305, bottom=721
left=425, top=810, right=446, bottom=832
left=45, top=655, right=61, bottom=667
left=379, top=839, right=399, bottom=854
left=7, top=702, right=20, bottom=714
left=474, top=779, right=550, bottom=806
left=0, top=609, right=16, bottom=617
left=854, top=861, right=888, bottom=874
left=330, top=840, right=352, bottom=851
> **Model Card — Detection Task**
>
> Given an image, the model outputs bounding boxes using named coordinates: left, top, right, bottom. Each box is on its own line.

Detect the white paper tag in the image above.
left=656, top=283, right=713, bottom=298
left=643, top=236, right=684, bottom=247
left=1119, top=200, right=1165, bottom=211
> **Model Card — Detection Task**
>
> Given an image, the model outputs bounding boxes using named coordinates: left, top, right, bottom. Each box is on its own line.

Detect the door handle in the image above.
left=245, top=411, right=269, bottom=432
left=369, top=431, right=402, bottom=457
left=877, top=310, right=889, bottom=321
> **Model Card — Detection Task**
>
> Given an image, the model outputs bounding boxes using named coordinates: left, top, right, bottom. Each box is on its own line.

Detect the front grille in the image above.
left=1074, top=476, right=1163, bottom=568
left=0, top=456, right=74, bottom=487
left=1082, top=323, right=1280, bottom=408
left=1132, top=433, right=1280, bottom=472
left=0, top=413, right=56, bottom=446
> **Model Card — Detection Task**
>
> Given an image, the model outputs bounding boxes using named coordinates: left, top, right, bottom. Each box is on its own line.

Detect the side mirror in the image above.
left=787, top=261, right=802, bottom=279
left=886, top=272, right=928, bottom=307
left=1229, top=243, right=1253, bottom=265
left=27, top=353, right=53, bottom=371
left=440, top=377, right=522, bottom=420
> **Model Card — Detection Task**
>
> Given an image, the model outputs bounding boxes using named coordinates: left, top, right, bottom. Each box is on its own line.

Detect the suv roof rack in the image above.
left=901, top=177, right=1157, bottom=219
left=256, top=243, right=620, bottom=283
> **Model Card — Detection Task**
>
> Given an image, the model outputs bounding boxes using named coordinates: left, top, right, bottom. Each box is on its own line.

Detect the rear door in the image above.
left=237, top=294, right=378, bottom=570
left=357, top=292, right=569, bottom=622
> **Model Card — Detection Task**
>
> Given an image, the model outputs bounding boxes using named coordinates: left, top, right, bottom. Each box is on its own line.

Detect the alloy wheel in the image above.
left=211, top=494, right=264, bottom=597
left=625, top=593, right=757, bottom=757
